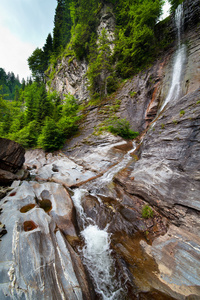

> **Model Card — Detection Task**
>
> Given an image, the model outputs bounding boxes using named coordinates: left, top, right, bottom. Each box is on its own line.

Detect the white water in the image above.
left=98, top=142, right=136, bottom=186
left=160, top=3, right=186, bottom=111
left=71, top=143, right=136, bottom=299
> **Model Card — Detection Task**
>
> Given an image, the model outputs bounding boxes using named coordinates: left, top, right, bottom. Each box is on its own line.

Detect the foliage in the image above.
left=142, top=205, right=154, bottom=219
left=38, top=118, right=64, bottom=151
left=53, top=0, right=72, bottom=55
left=180, top=110, right=185, bottom=116
left=169, top=0, right=184, bottom=11
left=0, top=68, right=21, bottom=100
left=0, top=79, right=80, bottom=151
left=10, top=121, right=39, bottom=148
left=114, top=0, right=163, bottom=77
left=107, top=118, right=139, bottom=139
left=87, top=29, right=114, bottom=99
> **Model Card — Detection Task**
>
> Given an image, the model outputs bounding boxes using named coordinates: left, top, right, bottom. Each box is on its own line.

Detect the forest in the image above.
left=0, top=0, right=183, bottom=151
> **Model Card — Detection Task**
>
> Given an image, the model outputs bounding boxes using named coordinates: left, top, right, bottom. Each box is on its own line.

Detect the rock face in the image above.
left=0, top=138, right=27, bottom=185
left=48, top=56, right=89, bottom=101
left=48, top=3, right=116, bottom=101
left=0, top=138, right=25, bottom=173
left=116, top=89, right=200, bottom=234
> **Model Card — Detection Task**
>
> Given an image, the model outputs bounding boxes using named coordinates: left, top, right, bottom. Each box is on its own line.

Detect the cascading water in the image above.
left=71, top=143, right=136, bottom=299
left=160, top=3, right=186, bottom=111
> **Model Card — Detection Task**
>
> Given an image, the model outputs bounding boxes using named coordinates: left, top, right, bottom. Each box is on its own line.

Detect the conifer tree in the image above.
left=87, top=29, right=112, bottom=99
left=53, top=0, right=72, bottom=54
left=43, top=33, right=53, bottom=69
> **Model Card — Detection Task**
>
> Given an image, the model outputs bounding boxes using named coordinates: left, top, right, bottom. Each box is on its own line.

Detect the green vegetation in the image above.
left=169, top=0, right=184, bottom=12
left=0, top=68, right=21, bottom=100
left=107, top=118, right=139, bottom=139
left=161, top=123, right=165, bottom=129
left=1, top=0, right=174, bottom=151
left=0, top=83, right=80, bottom=151
left=180, top=110, right=185, bottom=117
left=142, top=204, right=154, bottom=219
left=27, top=0, right=164, bottom=94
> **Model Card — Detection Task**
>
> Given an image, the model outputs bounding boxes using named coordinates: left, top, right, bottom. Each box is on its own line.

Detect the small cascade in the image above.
left=71, top=143, right=136, bottom=299
left=160, top=3, right=186, bottom=111
left=93, top=142, right=136, bottom=192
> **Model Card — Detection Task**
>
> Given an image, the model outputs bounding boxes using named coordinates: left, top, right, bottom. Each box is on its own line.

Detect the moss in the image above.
left=130, top=91, right=137, bottom=97
left=161, top=123, right=165, bottom=129
left=142, top=205, right=154, bottom=219
left=180, top=110, right=185, bottom=117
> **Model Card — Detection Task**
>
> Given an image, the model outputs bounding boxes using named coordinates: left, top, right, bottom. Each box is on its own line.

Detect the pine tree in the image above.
left=53, top=0, right=72, bottom=54
left=87, top=29, right=112, bottom=99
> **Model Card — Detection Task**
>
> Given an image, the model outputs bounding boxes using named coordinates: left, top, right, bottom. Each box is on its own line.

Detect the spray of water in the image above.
left=81, top=225, right=123, bottom=300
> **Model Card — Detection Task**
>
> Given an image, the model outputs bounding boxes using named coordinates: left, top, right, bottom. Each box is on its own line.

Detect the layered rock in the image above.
left=48, top=56, right=88, bottom=101
left=0, top=138, right=25, bottom=173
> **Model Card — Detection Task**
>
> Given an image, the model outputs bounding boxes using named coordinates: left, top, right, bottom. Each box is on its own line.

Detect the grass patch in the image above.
left=142, top=205, right=154, bottom=219
left=180, top=110, right=185, bottom=117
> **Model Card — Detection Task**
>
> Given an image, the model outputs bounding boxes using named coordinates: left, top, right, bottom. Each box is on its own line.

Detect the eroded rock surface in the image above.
left=0, top=181, right=95, bottom=299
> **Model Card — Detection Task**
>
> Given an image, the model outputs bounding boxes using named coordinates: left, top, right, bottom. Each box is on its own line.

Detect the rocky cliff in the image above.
left=0, top=0, right=200, bottom=299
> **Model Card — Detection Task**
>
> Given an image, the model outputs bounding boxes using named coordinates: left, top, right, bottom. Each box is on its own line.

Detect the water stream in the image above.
left=160, top=3, right=186, bottom=111
left=71, top=143, right=136, bottom=299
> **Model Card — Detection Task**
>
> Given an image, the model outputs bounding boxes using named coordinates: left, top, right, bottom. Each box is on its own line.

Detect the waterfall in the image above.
left=71, top=144, right=136, bottom=299
left=160, top=3, right=186, bottom=111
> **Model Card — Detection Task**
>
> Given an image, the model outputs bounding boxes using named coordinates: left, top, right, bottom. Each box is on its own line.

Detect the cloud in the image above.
left=0, top=0, right=57, bottom=80
left=0, top=25, right=35, bottom=81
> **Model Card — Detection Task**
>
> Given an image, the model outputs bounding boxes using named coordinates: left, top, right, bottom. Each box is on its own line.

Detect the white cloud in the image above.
left=0, top=0, right=57, bottom=81
left=0, top=25, right=35, bottom=81
left=159, top=0, right=171, bottom=21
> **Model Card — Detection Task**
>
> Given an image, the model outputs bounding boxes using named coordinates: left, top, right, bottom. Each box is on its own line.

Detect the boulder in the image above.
left=0, top=169, right=18, bottom=185
left=0, top=138, right=25, bottom=173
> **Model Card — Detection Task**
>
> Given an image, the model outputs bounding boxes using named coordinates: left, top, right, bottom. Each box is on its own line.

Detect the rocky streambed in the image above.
left=0, top=127, right=200, bottom=299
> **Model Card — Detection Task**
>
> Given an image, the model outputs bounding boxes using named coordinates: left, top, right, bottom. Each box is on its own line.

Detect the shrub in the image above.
left=180, top=110, right=185, bottom=116
left=38, top=118, right=64, bottom=151
left=107, top=118, right=139, bottom=139
left=57, top=115, right=79, bottom=138
left=11, top=120, right=39, bottom=148
left=142, top=205, right=154, bottom=219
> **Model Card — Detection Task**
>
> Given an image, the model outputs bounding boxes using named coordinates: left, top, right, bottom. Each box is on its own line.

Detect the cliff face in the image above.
left=48, top=3, right=115, bottom=101
left=1, top=1, right=200, bottom=299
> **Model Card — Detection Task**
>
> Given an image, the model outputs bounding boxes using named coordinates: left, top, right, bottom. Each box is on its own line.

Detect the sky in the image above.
left=160, top=0, right=171, bottom=21
left=0, top=0, right=57, bottom=81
